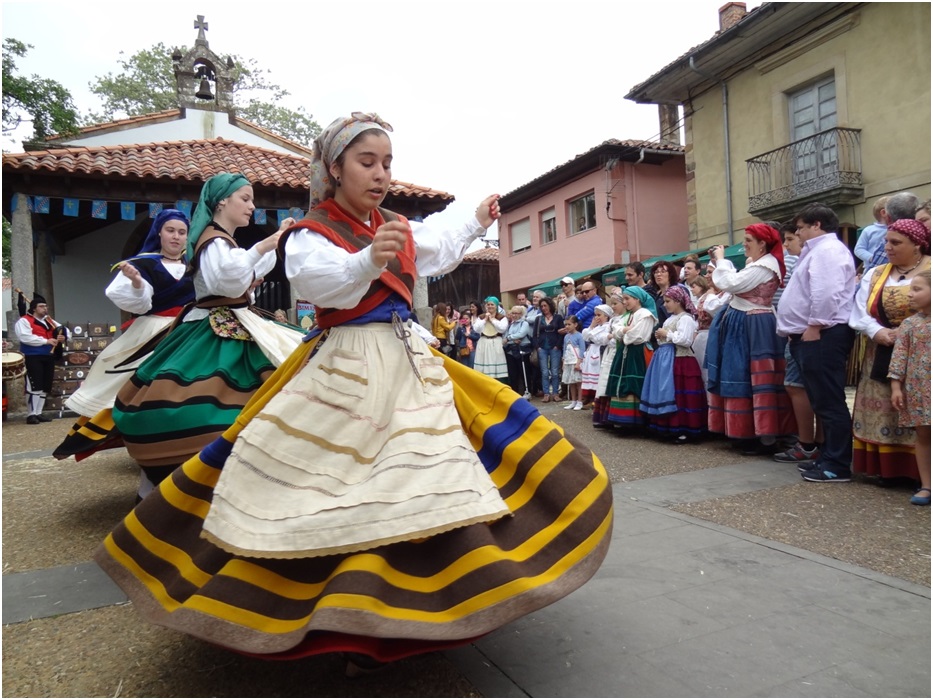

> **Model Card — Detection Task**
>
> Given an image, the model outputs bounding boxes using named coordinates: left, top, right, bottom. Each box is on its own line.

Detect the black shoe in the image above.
left=801, top=466, right=852, bottom=483
left=36, top=414, right=53, bottom=422
left=26, top=415, right=40, bottom=425
left=738, top=439, right=774, bottom=456
left=343, top=652, right=388, bottom=678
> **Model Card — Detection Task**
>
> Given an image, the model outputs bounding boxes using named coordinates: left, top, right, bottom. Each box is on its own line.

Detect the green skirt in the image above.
left=112, top=317, right=274, bottom=467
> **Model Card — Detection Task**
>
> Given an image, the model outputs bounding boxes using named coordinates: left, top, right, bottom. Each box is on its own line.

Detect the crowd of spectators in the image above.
left=459, top=194, right=930, bottom=505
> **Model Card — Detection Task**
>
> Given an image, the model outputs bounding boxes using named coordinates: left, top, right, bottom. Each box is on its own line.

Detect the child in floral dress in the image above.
left=889, top=269, right=931, bottom=505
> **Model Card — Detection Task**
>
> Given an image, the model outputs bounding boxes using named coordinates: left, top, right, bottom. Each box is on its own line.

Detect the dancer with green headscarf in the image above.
left=110, top=173, right=303, bottom=496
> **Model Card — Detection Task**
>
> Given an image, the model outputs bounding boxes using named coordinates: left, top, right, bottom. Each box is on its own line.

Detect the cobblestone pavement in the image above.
left=2, top=391, right=929, bottom=697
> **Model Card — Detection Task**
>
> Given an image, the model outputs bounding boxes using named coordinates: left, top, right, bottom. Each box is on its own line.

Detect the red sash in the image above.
left=283, top=200, right=416, bottom=329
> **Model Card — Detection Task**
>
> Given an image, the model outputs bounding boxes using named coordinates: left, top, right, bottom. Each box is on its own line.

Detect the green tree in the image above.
left=2, top=39, right=81, bottom=139
left=87, top=43, right=320, bottom=145
left=2, top=217, right=12, bottom=275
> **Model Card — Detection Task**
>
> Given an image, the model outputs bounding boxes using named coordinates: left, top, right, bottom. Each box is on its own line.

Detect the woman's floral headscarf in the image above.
left=889, top=218, right=931, bottom=254
left=663, top=284, right=697, bottom=316
left=308, top=112, right=393, bottom=208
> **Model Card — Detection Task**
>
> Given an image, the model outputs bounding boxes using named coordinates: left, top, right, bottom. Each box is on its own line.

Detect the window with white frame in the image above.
left=569, top=193, right=596, bottom=234
left=540, top=207, right=557, bottom=244
left=510, top=218, right=531, bottom=253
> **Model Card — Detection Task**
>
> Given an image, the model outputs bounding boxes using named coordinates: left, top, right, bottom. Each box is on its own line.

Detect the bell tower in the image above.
left=172, top=15, right=235, bottom=113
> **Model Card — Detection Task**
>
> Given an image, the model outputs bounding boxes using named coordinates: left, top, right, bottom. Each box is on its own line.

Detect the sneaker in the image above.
left=773, top=442, right=820, bottom=463
left=25, top=415, right=40, bottom=425
left=572, top=401, right=583, bottom=411
left=801, top=467, right=851, bottom=483
left=564, top=402, right=576, bottom=410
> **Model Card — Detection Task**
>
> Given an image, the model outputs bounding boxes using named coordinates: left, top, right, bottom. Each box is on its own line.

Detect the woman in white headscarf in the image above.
left=95, top=112, right=613, bottom=673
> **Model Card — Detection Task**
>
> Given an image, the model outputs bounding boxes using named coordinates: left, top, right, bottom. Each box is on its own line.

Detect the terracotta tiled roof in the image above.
left=464, top=246, right=499, bottom=263
left=2, top=138, right=454, bottom=201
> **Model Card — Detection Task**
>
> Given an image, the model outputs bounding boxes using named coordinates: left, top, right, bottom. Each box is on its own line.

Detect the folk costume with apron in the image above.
left=706, top=233, right=796, bottom=440
left=56, top=210, right=196, bottom=459
left=108, top=175, right=303, bottom=481
left=851, top=259, right=930, bottom=479
left=95, top=114, right=612, bottom=663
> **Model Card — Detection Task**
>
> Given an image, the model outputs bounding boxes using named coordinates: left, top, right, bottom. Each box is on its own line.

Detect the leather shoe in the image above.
left=36, top=414, right=53, bottom=422
left=26, top=415, right=40, bottom=425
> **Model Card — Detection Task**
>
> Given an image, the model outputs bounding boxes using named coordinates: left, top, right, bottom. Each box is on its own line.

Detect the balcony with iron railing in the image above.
left=746, top=127, right=863, bottom=220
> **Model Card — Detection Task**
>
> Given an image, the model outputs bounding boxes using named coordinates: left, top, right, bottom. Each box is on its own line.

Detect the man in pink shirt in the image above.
left=776, top=203, right=857, bottom=483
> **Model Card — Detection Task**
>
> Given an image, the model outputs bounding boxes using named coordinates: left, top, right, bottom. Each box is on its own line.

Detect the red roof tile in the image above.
left=464, top=246, right=499, bottom=263
left=3, top=138, right=454, bottom=201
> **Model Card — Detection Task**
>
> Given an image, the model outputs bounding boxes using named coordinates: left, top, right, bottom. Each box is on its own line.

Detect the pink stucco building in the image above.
left=498, top=139, right=687, bottom=300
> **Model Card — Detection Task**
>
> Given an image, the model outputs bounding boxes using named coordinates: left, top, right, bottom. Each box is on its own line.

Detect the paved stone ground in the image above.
left=2, top=396, right=930, bottom=697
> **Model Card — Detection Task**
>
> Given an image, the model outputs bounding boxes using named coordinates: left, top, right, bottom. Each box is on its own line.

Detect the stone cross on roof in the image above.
left=194, top=15, right=209, bottom=44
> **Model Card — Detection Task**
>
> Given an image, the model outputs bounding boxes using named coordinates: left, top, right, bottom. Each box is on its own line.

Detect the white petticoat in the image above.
left=203, top=322, right=510, bottom=558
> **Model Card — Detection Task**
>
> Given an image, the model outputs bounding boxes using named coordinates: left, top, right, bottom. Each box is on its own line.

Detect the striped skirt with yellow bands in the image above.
left=95, top=333, right=613, bottom=660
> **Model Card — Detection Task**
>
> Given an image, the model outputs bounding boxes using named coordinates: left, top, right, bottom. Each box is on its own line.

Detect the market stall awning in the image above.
left=602, top=243, right=747, bottom=287
left=531, top=265, right=616, bottom=298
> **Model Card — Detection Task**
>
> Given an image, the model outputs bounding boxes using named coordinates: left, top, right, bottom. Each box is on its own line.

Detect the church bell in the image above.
left=195, top=78, right=214, bottom=101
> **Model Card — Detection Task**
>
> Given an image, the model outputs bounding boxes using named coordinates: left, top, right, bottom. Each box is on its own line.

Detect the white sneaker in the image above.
left=564, top=402, right=576, bottom=409
left=572, top=401, right=583, bottom=411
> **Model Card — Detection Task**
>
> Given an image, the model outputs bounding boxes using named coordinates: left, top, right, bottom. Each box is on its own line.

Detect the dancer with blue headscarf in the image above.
left=55, top=209, right=195, bottom=461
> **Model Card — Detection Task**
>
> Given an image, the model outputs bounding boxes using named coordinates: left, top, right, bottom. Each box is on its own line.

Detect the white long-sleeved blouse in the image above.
left=284, top=216, right=486, bottom=309
left=105, top=260, right=186, bottom=316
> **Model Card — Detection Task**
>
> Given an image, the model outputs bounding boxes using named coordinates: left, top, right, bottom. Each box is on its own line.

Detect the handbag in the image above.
left=869, top=342, right=893, bottom=383
left=459, top=346, right=471, bottom=357
left=529, top=348, right=539, bottom=366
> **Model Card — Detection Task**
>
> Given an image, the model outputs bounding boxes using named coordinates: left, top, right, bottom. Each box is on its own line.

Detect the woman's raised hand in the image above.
left=475, top=194, right=501, bottom=229
left=370, top=220, right=411, bottom=267
left=119, top=262, right=143, bottom=288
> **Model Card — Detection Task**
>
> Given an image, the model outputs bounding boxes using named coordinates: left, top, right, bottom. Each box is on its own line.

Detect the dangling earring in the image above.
left=335, top=176, right=342, bottom=187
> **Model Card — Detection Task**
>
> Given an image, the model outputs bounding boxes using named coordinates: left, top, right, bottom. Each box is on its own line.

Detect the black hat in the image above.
left=28, top=293, right=47, bottom=312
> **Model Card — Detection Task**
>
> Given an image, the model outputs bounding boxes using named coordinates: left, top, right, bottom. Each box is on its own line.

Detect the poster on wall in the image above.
left=295, top=300, right=315, bottom=330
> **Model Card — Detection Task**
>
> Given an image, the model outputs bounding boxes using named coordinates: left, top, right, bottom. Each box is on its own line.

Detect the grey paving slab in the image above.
left=616, top=460, right=801, bottom=506
left=1, top=447, right=55, bottom=462
left=2, top=561, right=127, bottom=624
left=450, top=482, right=932, bottom=698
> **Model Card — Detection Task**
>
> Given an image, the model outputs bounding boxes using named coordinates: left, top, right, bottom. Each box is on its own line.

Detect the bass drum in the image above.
left=1, top=352, right=26, bottom=380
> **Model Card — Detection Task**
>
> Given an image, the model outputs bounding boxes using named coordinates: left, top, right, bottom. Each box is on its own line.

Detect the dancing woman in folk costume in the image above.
left=706, top=223, right=796, bottom=452
left=94, top=112, right=612, bottom=668
left=109, top=174, right=304, bottom=495
left=54, top=210, right=195, bottom=460
left=850, top=218, right=931, bottom=482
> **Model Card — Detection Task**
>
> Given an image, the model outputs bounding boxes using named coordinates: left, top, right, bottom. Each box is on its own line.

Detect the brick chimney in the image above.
left=718, top=2, right=747, bottom=31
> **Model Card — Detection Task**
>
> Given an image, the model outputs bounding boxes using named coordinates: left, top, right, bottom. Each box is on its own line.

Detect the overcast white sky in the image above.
left=2, top=0, right=761, bottom=239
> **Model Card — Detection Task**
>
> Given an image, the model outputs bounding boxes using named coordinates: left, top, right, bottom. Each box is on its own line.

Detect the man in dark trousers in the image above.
left=14, top=292, right=67, bottom=424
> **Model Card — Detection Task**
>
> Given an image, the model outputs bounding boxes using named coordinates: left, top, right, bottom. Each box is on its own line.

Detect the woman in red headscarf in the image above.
left=849, top=218, right=931, bottom=485
left=706, top=223, right=796, bottom=453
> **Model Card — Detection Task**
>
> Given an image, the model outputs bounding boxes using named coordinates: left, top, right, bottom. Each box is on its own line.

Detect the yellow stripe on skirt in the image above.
left=95, top=330, right=613, bottom=659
